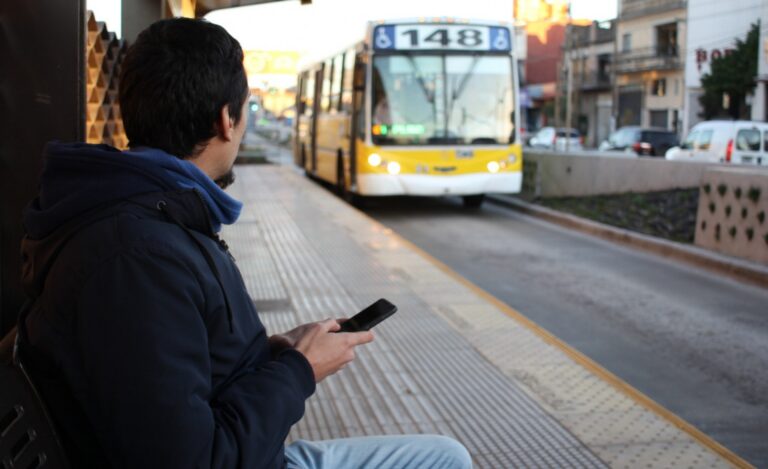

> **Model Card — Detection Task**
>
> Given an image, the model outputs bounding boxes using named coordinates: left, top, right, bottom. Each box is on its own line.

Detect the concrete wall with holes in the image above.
left=523, top=150, right=726, bottom=197
left=695, top=168, right=768, bottom=264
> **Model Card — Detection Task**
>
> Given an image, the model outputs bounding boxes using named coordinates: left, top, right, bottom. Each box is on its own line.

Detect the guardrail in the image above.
left=522, top=149, right=729, bottom=198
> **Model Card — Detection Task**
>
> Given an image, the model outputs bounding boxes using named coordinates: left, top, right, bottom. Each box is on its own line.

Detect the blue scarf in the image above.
left=125, top=147, right=243, bottom=233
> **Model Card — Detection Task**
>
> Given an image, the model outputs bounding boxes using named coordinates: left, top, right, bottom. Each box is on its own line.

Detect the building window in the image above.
left=656, top=23, right=678, bottom=56
left=652, top=79, right=666, bottom=97
left=622, top=33, right=631, bottom=53
left=597, top=54, right=611, bottom=84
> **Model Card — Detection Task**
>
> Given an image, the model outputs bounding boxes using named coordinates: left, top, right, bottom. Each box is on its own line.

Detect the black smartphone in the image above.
left=337, top=299, right=397, bottom=333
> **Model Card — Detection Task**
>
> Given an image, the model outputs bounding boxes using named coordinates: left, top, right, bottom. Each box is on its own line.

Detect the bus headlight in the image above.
left=387, top=161, right=401, bottom=175
left=368, top=153, right=382, bottom=167
left=487, top=161, right=500, bottom=173
left=507, top=154, right=518, bottom=165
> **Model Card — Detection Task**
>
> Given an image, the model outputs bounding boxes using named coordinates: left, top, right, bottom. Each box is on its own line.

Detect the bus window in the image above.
left=341, top=49, right=355, bottom=113
left=321, top=60, right=333, bottom=113
left=303, top=71, right=315, bottom=117
left=331, top=54, right=343, bottom=112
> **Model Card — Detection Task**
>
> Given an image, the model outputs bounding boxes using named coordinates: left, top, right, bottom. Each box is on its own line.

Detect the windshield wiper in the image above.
left=451, top=54, right=481, bottom=102
left=401, top=51, right=434, bottom=104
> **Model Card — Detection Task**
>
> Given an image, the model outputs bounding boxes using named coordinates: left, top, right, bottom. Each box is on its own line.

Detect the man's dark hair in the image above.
left=119, top=18, right=248, bottom=158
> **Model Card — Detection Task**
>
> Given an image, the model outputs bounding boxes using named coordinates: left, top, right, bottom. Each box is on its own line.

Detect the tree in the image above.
left=699, top=22, right=759, bottom=120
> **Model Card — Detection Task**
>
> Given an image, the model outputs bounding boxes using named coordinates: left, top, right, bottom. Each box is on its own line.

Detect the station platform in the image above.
left=223, top=165, right=746, bottom=469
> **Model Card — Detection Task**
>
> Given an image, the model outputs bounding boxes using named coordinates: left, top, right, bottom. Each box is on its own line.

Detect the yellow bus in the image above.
left=294, top=18, right=522, bottom=207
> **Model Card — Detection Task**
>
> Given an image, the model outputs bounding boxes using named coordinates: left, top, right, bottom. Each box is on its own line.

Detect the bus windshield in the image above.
left=371, top=54, right=514, bottom=146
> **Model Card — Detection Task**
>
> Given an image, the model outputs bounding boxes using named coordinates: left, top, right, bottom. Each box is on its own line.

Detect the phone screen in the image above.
left=337, top=299, right=397, bottom=333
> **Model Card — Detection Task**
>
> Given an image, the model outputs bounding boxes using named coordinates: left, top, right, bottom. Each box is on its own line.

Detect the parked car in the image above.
left=599, top=126, right=678, bottom=156
left=665, top=120, right=768, bottom=166
left=528, top=127, right=583, bottom=151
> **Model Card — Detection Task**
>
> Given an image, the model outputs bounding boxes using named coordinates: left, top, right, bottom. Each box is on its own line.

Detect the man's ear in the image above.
left=217, top=104, right=236, bottom=141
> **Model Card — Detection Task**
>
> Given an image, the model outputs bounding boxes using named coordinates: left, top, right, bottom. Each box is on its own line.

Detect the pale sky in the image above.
left=207, top=0, right=618, bottom=57
left=85, top=0, right=618, bottom=58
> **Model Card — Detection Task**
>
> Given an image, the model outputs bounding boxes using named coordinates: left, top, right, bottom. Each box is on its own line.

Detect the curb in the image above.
left=487, top=195, right=768, bottom=290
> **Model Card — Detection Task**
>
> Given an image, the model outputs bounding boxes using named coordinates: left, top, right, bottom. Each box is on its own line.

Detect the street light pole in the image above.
left=565, top=34, right=573, bottom=153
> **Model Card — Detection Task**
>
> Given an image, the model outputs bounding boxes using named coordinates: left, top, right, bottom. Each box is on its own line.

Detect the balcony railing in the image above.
left=576, top=71, right=612, bottom=91
left=614, top=45, right=681, bottom=74
left=620, top=0, right=686, bottom=20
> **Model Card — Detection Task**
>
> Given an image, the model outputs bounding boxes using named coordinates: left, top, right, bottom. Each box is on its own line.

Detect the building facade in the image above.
left=516, top=0, right=570, bottom=131
left=752, top=3, right=768, bottom=122
left=615, top=0, right=687, bottom=134
left=685, top=0, right=766, bottom=131
left=565, top=20, right=616, bottom=147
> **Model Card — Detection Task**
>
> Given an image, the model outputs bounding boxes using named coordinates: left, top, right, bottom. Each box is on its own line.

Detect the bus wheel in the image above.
left=462, top=194, right=485, bottom=208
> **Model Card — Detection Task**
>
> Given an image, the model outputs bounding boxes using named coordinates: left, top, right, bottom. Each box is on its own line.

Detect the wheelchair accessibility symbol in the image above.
left=491, top=28, right=511, bottom=51
left=375, top=26, right=394, bottom=50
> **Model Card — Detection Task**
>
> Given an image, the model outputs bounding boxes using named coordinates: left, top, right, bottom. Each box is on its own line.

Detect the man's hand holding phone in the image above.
left=271, top=319, right=373, bottom=382
left=269, top=299, right=397, bottom=382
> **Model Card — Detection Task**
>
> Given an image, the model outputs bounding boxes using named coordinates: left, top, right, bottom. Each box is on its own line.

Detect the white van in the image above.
left=665, top=120, right=768, bottom=166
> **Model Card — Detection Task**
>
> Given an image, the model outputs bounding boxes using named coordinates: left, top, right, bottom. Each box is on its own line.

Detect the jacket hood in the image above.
left=24, top=142, right=180, bottom=240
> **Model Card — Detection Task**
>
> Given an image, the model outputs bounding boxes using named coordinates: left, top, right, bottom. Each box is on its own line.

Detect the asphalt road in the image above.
left=254, top=136, right=768, bottom=467
left=362, top=195, right=768, bottom=468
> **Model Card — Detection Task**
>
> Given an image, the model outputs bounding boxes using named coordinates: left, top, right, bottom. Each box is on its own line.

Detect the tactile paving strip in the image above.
left=222, top=166, right=735, bottom=469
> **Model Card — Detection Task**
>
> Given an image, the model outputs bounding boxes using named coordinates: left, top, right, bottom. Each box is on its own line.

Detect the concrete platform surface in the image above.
left=222, top=165, right=746, bottom=469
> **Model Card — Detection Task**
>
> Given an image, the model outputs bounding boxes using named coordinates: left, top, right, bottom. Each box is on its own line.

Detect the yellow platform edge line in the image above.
left=355, top=211, right=753, bottom=469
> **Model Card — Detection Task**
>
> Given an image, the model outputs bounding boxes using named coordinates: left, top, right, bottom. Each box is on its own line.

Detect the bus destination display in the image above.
left=373, top=24, right=512, bottom=52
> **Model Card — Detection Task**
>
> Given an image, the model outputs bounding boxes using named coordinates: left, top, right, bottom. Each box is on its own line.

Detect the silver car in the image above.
left=528, top=127, right=583, bottom=151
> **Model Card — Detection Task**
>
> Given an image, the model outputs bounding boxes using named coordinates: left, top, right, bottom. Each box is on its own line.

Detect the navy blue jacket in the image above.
left=20, top=143, right=315, bottom=468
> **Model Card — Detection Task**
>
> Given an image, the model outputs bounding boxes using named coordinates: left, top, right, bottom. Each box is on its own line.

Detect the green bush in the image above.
left=748, top=186, right=761, bottom=203
left=717, top=184, right=728, bottom=196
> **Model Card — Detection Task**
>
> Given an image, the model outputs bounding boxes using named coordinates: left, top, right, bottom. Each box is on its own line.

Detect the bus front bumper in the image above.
left=356, top=172, right=522, bottom=196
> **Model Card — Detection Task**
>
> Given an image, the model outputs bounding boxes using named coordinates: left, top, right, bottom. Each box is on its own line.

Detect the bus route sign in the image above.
left=373, top=24, right=511, bottom=52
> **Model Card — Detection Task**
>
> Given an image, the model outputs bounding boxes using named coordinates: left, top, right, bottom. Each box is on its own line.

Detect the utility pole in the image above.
left=565, top=27, right=573, bottom=152
left=554, top=58, right=561, bottom=129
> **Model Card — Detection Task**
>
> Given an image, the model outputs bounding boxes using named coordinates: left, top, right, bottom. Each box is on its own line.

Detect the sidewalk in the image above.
left=223, top=165, right=746, bottom=468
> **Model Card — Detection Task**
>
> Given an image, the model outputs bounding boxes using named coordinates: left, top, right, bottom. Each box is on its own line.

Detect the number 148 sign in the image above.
left=374, top=24, right=511, bottom=52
